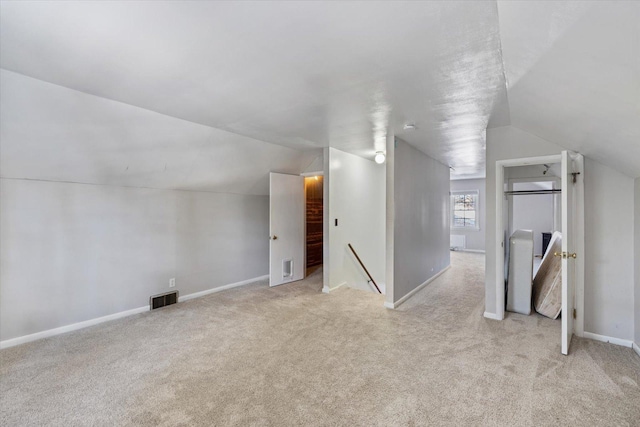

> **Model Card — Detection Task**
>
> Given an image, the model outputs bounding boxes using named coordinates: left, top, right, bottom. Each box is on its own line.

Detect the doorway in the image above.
left=494, top=151, right=584, bottom=355
left=508, top=177, right=560, bottom=276
left=304, top=175, right=323, bottom=276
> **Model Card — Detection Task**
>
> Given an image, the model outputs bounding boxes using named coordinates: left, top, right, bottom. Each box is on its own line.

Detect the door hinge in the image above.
left=571, top=172, right=581, bottom=184
left=572, top=309, right=576, bottom=319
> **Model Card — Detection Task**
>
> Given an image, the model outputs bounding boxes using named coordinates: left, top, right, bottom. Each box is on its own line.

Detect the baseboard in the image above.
left=583, top=331, right=633, bottom=348
left=483, top=311, right=502, bottom=321
left=462, top=249, right=485, bottom=254
left=0, top=305, right=149, bottom=349
left=385, top=265, right=451, bottom=309
left=0, top=274, right=269, bottom=350
left=633, top=342, right=640, bottom=358
left=179, top=275, right=268, bottom=302
left=322, top=281, right=346, bottom=294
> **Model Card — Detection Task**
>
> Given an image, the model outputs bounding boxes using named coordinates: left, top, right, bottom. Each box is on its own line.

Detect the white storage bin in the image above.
left=506, top=229, right=534, bottom=315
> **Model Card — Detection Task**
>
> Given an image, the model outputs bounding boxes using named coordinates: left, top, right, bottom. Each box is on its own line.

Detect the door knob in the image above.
left=270, top=235, right=278, bottom=240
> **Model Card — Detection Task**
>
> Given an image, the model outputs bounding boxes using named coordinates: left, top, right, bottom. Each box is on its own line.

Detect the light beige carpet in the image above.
left=1, top=252, right=639, bottom=426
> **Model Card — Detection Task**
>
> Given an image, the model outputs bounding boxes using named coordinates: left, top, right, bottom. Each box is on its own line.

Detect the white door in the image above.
left=269, top=172, right=305, bottom=287
left=561, top=150, right=583, bottom=355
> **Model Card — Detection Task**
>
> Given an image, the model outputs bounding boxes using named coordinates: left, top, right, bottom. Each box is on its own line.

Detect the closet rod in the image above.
left=504, top=189, right=561, bottom=196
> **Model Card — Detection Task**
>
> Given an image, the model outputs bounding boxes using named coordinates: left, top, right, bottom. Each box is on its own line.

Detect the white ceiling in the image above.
left=498, top=1, right=640, bottom=178
left=0, top=1, right=508, bottom=179
left=0, top=1, right=638, bottom=181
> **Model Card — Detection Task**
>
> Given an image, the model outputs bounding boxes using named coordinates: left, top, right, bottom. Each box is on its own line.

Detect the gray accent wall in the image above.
left=635, top=178, right=640, bottom=346
left=0, top=179, right=269, bottom=341
left=0, top=70, right=289, bottom=343
left=389, top=138, right=450, bottom=304
left=486, top=126, right=635, bottom=342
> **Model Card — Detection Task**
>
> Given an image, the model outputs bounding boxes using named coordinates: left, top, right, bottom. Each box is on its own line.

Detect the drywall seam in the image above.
left=0, top=176, right=267, bottom=197
left=583, top=331, right=633, bottom=348
left=0, top=274, right=268, bottom=349
left=384, top=265, right=451, bottom=309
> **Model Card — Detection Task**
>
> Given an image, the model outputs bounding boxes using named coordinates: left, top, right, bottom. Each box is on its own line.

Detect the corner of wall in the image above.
left=635, top=177, right=640, bottom=346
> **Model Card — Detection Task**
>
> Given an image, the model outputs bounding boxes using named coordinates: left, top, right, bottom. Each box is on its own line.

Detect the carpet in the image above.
left=1, top=252, right=639, bottom=426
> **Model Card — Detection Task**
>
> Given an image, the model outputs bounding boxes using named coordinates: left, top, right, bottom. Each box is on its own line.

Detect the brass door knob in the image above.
left=270, top=235, right=278, bottom=240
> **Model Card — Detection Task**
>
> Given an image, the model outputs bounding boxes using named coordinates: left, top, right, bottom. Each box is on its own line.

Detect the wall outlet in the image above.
left=169, top=278, right=176, bottom=288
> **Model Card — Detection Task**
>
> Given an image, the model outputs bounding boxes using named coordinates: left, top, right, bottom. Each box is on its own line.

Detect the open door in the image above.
left=269, top=172, right=305, bottom=287
left=561, top=150, right=583, bottom=355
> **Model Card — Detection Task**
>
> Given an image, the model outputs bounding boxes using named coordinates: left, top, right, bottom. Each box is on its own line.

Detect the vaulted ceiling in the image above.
left=1, top=1, right=638, bottom=184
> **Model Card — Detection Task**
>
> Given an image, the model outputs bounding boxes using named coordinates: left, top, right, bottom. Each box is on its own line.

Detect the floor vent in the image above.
left=150, top=291, right=179, bottom=310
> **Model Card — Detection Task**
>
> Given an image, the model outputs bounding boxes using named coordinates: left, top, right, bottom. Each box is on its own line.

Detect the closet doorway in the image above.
left=494, top=151, right=584, bottom=355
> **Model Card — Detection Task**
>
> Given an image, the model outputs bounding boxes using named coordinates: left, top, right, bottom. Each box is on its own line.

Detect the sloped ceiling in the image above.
left=0, top=1, right=638, bottom=185
left=0, top=1, right=507, bottom=181
left=0, top=70, right=318, bottom=195
left=498, top=1, right=640, bottom=178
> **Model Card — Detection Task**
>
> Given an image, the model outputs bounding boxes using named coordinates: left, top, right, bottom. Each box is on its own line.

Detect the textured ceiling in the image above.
left=0, top=1, right=507, bottom=179
left=498, top=1, right=640, bottom=178
left=0, top=1, right=638, bottom=182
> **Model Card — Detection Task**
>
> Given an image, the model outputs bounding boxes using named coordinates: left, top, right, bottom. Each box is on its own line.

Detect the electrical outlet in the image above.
left=169, top=278, right=176, bottom=288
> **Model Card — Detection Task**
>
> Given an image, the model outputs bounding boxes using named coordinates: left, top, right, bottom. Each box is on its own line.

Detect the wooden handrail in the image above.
left=347, top=243, right=382, bottom=294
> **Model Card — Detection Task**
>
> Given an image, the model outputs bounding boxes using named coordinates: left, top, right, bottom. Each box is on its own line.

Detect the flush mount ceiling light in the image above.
left=374, top=151, right=386, bottom=164
left=403, top=123, right=416, bottom=131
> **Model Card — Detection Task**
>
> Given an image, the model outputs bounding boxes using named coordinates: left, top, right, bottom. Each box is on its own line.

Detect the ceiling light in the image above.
left=374, top=152, right=386, bottom=164
left=403, top=123, right=416, bottom=130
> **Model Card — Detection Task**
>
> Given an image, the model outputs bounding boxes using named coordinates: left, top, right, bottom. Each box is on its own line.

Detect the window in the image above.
left=451, top=191, right=479, bottom=229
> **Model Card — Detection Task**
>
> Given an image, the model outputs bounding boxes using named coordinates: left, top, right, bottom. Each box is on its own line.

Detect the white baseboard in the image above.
left=322, top=281, right=346, bottom=294
left=483, top=311, right=502, bottom=321
left=0, top=305, right=149, bottom=349
left=583, top=331, right=633, bottom=348
left=633, top=342, right=640, bottom=358
left=179, top=275, right=268, bottom=302
left=384, top=265, right=451, bottom=309
left=462, top=249, right=485, bottom=254
left=0, top=274, right=268, bottom=350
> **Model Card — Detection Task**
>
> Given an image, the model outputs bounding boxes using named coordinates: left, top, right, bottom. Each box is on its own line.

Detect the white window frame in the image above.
left=450, top=190, right=480, bottom=231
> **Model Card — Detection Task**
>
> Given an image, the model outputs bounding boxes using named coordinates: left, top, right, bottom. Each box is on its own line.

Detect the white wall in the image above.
left=326, top=148, right=385, bottom=293
left=582, top=159, right=635, bottom=340
left=511, top=181, right=554, bottom=256
left=486, top=126, right=636, bottom=342
left=0, top=179, right=270, bottom=342
left=0, top=70, right=314, bottom=195
left=450, top=178, right=485, bottom=252
left=389, top=139, right=450, bottom=304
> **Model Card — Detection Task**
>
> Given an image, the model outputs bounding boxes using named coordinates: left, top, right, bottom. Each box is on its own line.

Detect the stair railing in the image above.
left=347, top=243, right=382, bottom=294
